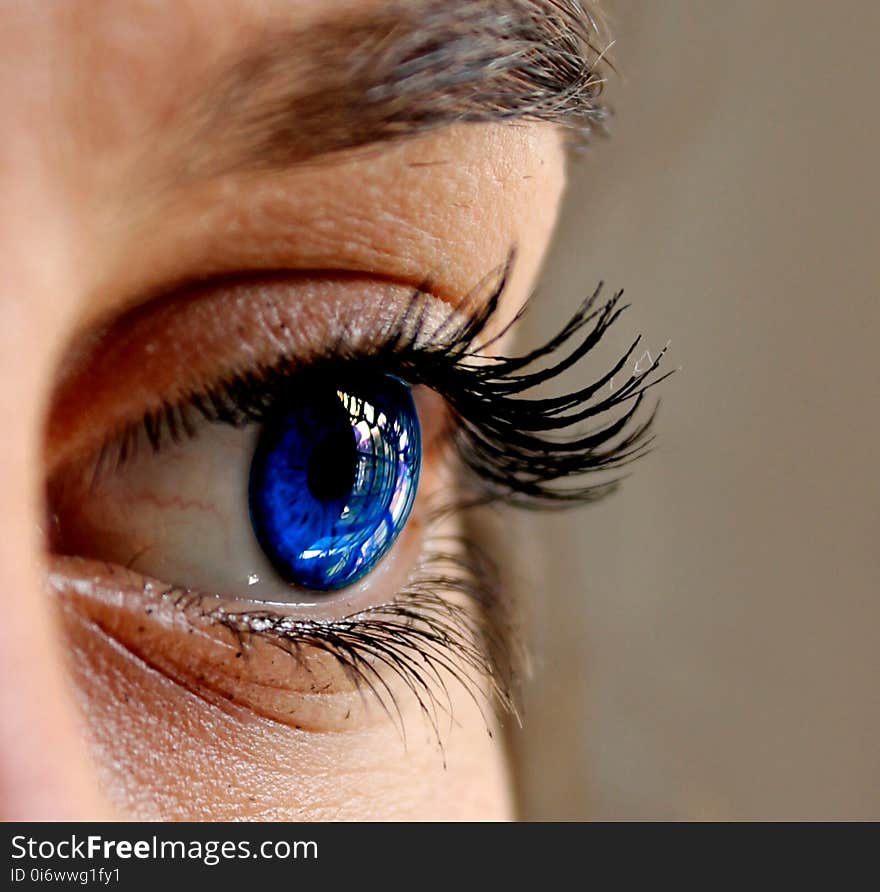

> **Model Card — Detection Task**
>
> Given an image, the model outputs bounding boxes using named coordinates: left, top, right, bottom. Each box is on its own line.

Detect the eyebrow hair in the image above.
left=189, top=0, right=611, bottom=174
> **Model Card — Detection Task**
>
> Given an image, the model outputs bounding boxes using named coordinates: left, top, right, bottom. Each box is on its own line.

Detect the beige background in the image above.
left=512, top=0, right=880, bottom=819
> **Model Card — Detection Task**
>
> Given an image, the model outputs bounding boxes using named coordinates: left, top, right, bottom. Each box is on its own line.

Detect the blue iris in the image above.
left=248, top=375, right=421, bottom=591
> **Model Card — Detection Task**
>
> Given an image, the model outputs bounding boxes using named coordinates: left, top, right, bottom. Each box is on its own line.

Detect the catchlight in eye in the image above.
left=248, top=375, right=421, bottom=591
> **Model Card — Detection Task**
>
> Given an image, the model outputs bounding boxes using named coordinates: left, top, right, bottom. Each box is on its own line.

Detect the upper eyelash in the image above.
left=407, top=263, right=673, bottom=508
left=103, top=254, right=672, bottom=510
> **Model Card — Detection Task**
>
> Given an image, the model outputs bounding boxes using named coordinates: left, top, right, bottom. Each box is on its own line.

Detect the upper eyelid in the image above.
left=120, top=252, right=515, bottom=459
left=45, top=273, right=477, bottom=477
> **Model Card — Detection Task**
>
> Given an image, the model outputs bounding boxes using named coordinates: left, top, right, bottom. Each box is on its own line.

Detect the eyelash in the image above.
left=177, top=537, right=514, bottom=742
left=76, top=258, right=671, bottom=727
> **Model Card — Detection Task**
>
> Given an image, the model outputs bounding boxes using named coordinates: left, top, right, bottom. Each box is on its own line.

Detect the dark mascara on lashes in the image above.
left=104, top=258, right=671, bottom=508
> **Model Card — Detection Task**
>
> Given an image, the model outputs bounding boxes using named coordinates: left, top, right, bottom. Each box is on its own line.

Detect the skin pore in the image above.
left=0, top=1, right=572, bottom=819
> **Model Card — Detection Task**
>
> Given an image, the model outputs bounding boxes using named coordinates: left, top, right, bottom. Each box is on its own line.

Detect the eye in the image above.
left=46, top=272, right=668, bottom=730
left=249, top=375, right=420, bottom=591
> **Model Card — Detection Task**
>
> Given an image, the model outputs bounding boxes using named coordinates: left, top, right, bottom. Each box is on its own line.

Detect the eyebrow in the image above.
left=186, top=0, right=611, bottom=175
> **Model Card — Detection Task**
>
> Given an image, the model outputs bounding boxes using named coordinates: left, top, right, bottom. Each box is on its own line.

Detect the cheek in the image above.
left=60, top=596, right=513, bottom=820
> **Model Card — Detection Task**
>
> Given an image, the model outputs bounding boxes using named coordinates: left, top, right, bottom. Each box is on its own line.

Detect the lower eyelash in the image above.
left=173, top=535, right=517, bottom=740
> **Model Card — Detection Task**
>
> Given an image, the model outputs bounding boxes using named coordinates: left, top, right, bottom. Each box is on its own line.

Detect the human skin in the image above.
left=0, top=1, right=566, bottom=819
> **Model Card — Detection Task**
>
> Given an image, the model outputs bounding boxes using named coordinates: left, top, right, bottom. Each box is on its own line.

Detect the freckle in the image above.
left=344, top=710, right=351, bottom=720
left=136, top=625, right=144, bottom=633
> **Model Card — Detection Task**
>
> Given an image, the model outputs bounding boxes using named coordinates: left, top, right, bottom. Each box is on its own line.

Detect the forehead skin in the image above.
left=0, top=0, right=566, bottom=818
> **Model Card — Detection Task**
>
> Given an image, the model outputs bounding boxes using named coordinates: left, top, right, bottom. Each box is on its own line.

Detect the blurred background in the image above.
left=511, top=0, right=879, bottom=819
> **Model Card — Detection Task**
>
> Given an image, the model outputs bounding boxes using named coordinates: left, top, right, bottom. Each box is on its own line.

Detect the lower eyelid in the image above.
left=50, top=556, right=398, bottom=733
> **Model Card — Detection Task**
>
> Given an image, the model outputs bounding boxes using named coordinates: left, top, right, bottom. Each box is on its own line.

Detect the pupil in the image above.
left=306, top=427, right=357, bottom=502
